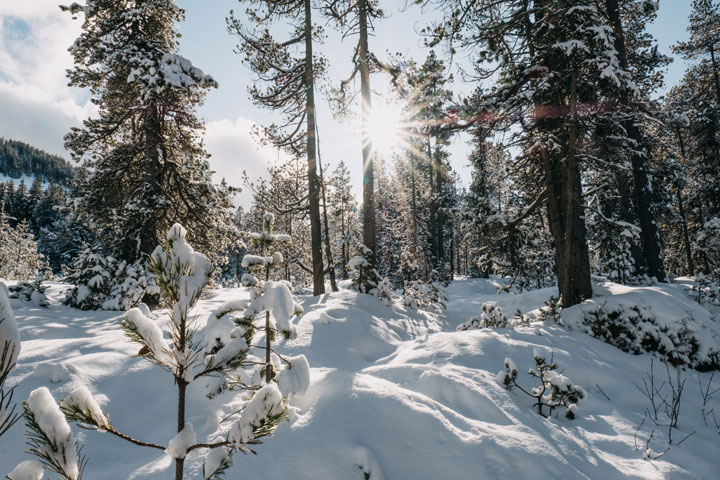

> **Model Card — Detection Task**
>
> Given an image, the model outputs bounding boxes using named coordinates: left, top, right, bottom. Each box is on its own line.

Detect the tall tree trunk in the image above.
left=410, top=156, right=419, bottom=256
left=605, top=0, right=667, bottom=282
left=434, top=145, right=444, bottom=272
left=709, top=45, right=720, bottom=105
left=541, top=69, right=593, bottom=307
left=341, top=195, right=348, bottom=279
left=674, top=127, right=695, bottom=276
left=358, top=0, right=376, bottom=263
left=304, top=0, right=325, bottom=295
left=427, top=135, right=437, bottom=269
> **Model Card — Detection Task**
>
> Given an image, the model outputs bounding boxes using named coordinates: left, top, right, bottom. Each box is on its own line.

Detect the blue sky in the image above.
left=0, top=1, right=694, bottom=205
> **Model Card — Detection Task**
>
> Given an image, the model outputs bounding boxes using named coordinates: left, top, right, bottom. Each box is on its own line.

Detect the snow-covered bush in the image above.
left=498, top=349, right=586, bottom=419
left=0, top=218, right=45, bottom=281
left=457, top=303, right=509, bottom=330
left=695, top=217, right=720, bottom=277
left=402, top=271, right=449, bottom=312
left=9, top=276, right=49, bottom=307
left=348, top=244, right=380, bottom=294
left=1, top=282, right=21, bottom=438
left=458, top=305, right=531, bottom=331
left=582, top=301, right=719, bottom=371
left=688, top=272, right=720, bottom=307
left=537, top=295, right=562, bottom=323
left=63, top=246, right=159, bottom=311
left=376, top=277, right=394, bottom=306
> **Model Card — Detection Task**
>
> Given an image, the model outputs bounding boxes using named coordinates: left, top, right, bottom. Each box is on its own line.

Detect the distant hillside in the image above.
left=0, top=137, right=74, bottom=185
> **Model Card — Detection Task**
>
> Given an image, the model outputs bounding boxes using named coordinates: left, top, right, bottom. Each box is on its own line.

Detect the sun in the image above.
left=365, top=100, right=407, bottom=158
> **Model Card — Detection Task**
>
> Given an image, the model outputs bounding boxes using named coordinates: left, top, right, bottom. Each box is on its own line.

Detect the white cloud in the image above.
left=0, top=4, right=276, bottom=211
left=0, top=2, right=89, bottom=157
left=204, top=117, right=278, bottom=208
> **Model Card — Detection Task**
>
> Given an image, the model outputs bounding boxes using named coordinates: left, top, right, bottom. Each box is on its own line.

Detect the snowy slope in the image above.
left=1, top=279, right=719, bottom=479
left=0, top=173, right=50, bottom=190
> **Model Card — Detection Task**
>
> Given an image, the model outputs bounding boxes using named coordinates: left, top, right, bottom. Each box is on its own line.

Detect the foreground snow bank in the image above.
left=0, top=279, right=718, bottom=479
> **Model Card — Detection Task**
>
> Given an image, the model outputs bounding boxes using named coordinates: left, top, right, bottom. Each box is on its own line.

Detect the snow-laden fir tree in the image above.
left=61, top=1, right=234, bottom=265
left=233, top=212, right=304, bottom=383
left=12, top=224, right=303, bottom=480
left=62, top=245, right=158, bottom=311
left=348, top=244, right=381, bottom=294
left=0, top=217, right=45, bottom=281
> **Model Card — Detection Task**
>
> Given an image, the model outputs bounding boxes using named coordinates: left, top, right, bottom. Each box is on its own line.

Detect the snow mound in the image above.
left=562, top=281, right=720, bottom=370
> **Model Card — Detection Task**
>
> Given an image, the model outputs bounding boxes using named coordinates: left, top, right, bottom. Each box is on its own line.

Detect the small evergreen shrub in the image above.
left=457, top=303, right=509, bottom=330
left=688, top=272, right=720, bottom=307
left=497, top=349, right=586, bottom=419
left=402, top=276, right=448, bottom=312
left=348, top=244, right=380, bottom=294
left=63, top=246, right=159, bottom=311
left=537, top=295, right=562, bottom=322
left=9, top=276, right=49, bottom=307
left=582, top=301, right=719, bottom=371
left=376, top=277, right=394, bottom=306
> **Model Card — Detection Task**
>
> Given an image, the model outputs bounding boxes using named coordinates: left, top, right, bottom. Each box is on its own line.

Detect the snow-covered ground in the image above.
left=1, top=278, right=719, bottom=479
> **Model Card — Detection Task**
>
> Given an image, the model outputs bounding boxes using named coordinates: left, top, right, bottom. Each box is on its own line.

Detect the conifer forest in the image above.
left=1, top=1, right=720, bottom=479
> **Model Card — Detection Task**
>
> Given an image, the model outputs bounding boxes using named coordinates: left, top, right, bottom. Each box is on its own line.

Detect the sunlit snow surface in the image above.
left=1, top=278, right=718, bottom=479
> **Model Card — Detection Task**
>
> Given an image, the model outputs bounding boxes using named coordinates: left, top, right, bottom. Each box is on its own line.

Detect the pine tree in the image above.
left=229, top=0, right=328, bottom=295
left=328, top=161, right=360, bottom=280
left=602, top=0, right=668, bottom=282
left=325, top=0, right=391, bottom=270
left=424, top=0, right=640, bottom=305
left=238, top=213, right=303, bottom=382
left=61, top=1, right=234, bottom=265
left=672, top=0, right=720, bottom=220
left=13, top=224, right=300, bottom=479
left=0, top=217, right=45, bottom=281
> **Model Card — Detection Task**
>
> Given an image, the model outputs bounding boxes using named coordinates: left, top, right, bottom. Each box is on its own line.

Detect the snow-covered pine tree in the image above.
left=425, top=0, right=642, bottom=305
left=0, top=216, right=45, bottom=281
left=348, top=243, right=381, bottom=294
left=61, top=1, right=234, bottom=265
left=14, top=224, right=298, bottom=480
left=598, top=0, right=670, bottom=283
left=328, top=161, right=360, bottom=280
left=235, top=212, right=303, bottom=383
left=375, top=156, right=405, bottom=285
left=62, top=245, right=159, bottom=311
left=671, top=0, right=720, bottom=225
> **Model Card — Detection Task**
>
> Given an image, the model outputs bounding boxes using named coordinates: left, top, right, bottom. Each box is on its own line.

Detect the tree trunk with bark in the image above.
left=304, top=0, right=325, bottom=295
left=358, top=0, right=376, bottom=264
